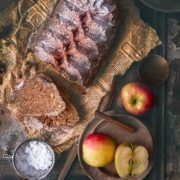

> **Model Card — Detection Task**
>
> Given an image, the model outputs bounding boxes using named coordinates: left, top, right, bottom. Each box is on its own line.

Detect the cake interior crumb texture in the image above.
left=14, top=76, right=66, bottom=117
left=12, top=75, right=80, bottom=130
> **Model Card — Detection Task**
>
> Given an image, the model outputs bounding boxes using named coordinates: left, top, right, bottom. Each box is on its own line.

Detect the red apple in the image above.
left=82, top=133, right=116, bottom=167
left=120, top=83, right=154, bottom=115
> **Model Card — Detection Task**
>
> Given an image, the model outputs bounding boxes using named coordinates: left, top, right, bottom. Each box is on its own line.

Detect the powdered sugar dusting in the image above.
left=25, top=141, right=53, bottom=171
left=34, top=0, right=117, bottom=85
left=14, top=140, right=54, bottom=179
left=0, top=107, right=25, bottom=153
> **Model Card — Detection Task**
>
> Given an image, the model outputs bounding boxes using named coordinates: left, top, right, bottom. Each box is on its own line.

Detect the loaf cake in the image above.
left=7, top=62, right=80, bottom=131
left=33, top=0, right=118, bottom=87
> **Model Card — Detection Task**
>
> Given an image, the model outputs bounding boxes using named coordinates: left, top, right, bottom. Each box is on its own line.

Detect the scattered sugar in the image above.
left=0, top=107, right=26, bottom=177
left=14, top=140, right=54, bottom=179
left=0, top=107, right=25, bottom=152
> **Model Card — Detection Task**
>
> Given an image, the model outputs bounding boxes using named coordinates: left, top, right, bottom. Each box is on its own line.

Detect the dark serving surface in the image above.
left=0, top=0, right=180, bottom=179
left=56, top=1, right=179, bottom=180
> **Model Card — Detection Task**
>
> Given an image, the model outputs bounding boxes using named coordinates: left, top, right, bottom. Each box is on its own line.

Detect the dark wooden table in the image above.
left=44, top=1, right=180, bottom=180
left=0, top=1, right=179, bottom=180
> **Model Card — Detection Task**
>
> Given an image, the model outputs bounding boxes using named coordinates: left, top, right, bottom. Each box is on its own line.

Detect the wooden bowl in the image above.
left=140, top=0, right=180, bottom=13
left=138, top=54, right=169, bottom=85
left=78, top=111, right=155, bottom=180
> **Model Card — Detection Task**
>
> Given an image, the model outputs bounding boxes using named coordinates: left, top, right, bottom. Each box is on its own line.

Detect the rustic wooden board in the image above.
left=0, top=1, right=179, bottom=180
left=62, top=1, right=173, bottom=179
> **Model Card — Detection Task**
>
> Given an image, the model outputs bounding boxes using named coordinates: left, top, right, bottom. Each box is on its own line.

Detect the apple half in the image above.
left=115, top=143, right=149, bottom=177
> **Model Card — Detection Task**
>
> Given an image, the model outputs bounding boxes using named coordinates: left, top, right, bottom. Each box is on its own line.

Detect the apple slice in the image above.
left=115, top=144, right=133, bottom=177
left=131, top=146, right=149, bottom=176
left=115, top=143, right=149, bottom=178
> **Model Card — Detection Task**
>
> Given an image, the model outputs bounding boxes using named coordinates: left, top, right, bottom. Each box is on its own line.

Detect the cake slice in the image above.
left=7, top=65, right=80, bottom=130
left=19, top=96, right=80, bottom=131
left=12, top=75, right=66, bottom=117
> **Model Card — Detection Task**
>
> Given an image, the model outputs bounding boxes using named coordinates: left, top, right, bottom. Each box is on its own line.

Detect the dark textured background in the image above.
left=60, top=1, right=180, bottom=180
left=0, top=0, right=180, bottom=179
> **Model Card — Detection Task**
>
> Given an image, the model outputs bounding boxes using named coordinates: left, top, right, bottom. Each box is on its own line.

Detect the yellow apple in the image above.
left=131, top=146, right=149, bottom=176
left=115, top=144, right=132, bottom=177
left=82, top=133, right=116, bottom=167
left=115, top=143, right=149, bottom=177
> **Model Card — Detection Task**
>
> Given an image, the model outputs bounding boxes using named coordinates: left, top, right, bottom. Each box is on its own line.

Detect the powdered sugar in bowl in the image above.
left=12, top=139, right=55, bottom=179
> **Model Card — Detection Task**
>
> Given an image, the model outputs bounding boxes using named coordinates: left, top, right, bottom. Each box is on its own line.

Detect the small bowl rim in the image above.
left=137, top=54, right=169, bottom=86
left=140, top=0, right=180, bottom=13
left=12, top=138, right=55, bottom=180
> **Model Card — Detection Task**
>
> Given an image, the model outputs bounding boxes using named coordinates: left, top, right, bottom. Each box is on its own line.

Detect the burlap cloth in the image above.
left=0, top=0, right=161, bottom=153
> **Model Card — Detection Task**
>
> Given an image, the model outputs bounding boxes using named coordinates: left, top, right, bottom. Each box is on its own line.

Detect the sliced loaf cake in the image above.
left=7, top=62, right=80, bottom=131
